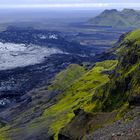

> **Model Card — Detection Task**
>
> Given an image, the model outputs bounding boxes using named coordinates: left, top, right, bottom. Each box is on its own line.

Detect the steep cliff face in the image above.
left=0, top=29, right=140, bottom=140
left=101, top=30, right=140, bottom=111
left=59, top=29, right=140, bottom=140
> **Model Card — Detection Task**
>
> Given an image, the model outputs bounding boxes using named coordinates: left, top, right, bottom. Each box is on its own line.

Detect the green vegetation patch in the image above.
left=43, top=60, right=118, bottom=140
left=0, top=126, right=11, bottom=140
left=125, top=29, right=140, bottom=41
left=48, top=64, right=86, bottom=92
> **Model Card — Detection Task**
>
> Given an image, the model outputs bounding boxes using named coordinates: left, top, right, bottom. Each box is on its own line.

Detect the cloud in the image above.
left=0, top=0, right=140, bottom=8
left=0, top=3, right=140, bottom=9
left=0, top=3, right=109, bottom=8
left=0, top=0, right=140, bottom=5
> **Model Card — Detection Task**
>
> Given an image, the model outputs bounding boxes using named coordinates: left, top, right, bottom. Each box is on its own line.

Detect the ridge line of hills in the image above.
left=88, top=9, right=140, bottom=28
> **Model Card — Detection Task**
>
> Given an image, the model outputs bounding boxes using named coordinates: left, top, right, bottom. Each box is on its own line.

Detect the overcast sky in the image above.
left=0, top=0, right=140, bottom=8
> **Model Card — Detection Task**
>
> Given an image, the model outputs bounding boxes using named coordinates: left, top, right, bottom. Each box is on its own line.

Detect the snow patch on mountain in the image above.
left=0, top=42, right=63, bottom=70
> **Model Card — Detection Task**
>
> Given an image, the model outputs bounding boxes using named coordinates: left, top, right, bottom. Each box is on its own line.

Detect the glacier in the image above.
left=0, top=42, right=63, bottom=70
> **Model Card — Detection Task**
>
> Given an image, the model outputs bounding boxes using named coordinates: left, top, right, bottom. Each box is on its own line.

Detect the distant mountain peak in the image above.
left=103, top=9, right=118, bottom=14
left=88, top=9, right=140, bottom=28
left=122, top=8, right=136, bottom=13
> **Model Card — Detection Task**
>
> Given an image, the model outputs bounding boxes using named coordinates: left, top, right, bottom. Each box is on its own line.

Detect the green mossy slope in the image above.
left=48, top=64, right=86, bottom=92
left=100, top=29, right=140, bottom=111
left=59, top=29, right=140, bottom=140
left=93, top=29, right=140, bottom=110
left=43, top=60, right=118, bottom=140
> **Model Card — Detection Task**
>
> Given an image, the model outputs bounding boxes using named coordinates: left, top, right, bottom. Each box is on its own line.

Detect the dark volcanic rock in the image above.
left=129, top=95, right=140, bottom=106
left=0, top=27, right=92, bottom=55
left=0, top=53, right=96, bottom=110
left=0, top=54, right=94, bottom=94
left=58, top=134, right=71, bottom=140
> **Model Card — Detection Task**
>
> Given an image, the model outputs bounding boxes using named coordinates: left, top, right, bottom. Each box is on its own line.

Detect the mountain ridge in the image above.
left=88, top=9, right=140, bottom=28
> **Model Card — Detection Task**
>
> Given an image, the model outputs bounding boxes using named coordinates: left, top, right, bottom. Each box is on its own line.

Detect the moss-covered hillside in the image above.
left=0, top=29, right=140, bottom=140
left=59, top=29, right=140, bottom=139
